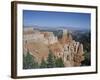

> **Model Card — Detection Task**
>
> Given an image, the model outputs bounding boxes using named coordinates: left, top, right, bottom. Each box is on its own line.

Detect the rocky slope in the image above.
left=23, top=28, right=84, bottom=67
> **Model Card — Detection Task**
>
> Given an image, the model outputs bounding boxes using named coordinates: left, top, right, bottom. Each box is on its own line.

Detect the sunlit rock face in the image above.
left=56, top=29, right=84, bottom=66
left=23, top=27, right=84, bottom=67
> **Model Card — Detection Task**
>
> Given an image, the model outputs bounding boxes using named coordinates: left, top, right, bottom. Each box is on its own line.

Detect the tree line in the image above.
left=23, top=50, right=65, bottom=69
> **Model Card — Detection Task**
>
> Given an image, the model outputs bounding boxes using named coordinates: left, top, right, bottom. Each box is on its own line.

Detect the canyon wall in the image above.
left=23, top=28, right=84, bottom=67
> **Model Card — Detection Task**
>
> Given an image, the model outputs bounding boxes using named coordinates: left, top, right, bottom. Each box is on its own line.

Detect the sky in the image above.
left=23, top=10, right=91, bottom=30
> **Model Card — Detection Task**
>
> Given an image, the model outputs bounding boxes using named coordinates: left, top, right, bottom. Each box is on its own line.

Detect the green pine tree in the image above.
left=55, top=57, right=65, bottom=67
left=47, top=50, right=55, bottom=68
left=40, top=58, right=47, bottom=68
left=23, top=51, right=39, bottom=69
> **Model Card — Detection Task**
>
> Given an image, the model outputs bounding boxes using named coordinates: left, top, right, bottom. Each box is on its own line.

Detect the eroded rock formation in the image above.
left=23, top=28, right=84, bottom=67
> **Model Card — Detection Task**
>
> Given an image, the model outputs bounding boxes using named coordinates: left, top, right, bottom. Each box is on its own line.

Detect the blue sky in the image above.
left=23, top=10, right=91, bottom=30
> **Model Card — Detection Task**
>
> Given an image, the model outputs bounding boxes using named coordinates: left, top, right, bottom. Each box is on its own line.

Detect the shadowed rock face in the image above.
left=23, top=28, right=84, bottom=67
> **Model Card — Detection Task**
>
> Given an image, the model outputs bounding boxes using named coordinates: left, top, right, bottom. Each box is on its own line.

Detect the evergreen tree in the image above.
left=81, top=50, right=90, bottom=66
left=55, top=57, right=65, bottom=67
left=23, top=51, right=39, bottom=69
left=40, top=58, right=47, bottom=68
left=47, top=50, right=55, bottom=68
